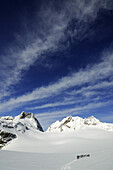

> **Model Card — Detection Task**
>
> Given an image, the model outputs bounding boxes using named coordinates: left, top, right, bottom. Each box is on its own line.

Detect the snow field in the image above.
left=1, top=127, right=113, bottom=170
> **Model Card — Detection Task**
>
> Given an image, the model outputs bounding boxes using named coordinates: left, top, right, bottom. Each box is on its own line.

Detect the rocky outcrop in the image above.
left=15, top=112, right=44, bottom=132
left=0, top=111, right=44, bottom=149
left=0, top=130, right=16, bottom=149
left=0, top=111, right=44, bottom=133
left=47, top=116, right=113, bottom=132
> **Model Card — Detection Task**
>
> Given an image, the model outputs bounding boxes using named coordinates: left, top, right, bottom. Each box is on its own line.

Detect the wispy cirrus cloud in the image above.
left=0, top=0, right=113, bottom=130
left=67, top=79, right=113, bottom=97
left=100, top=114, right=113, bottom=123
left=26, top=101, right=75, bottom=110
left=0, top=0, right=112, bottom=99
left=26, top=78, right=113, bottom=111
left=36, top=100, right=113, bottom=130
left=36, top=100, right=112, bottom=118
left=0, top=51, right=113, bottom=113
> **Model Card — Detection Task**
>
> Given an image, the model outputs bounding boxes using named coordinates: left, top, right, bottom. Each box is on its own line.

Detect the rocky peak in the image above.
left=0, top=111, right=44, bottom=149
left=84, top=116, right=100, bottom=125
left=47, top=115, right=113, bottom=132
left=19, top=111, right=35, bottom=119
left=0, top=111, right=44, bottom=133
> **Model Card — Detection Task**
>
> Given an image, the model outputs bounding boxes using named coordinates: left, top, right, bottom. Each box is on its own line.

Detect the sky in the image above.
left=0, top=0, right=113, bottom=130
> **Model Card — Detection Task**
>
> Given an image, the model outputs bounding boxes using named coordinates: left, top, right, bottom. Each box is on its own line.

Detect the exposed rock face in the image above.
left=0, top=130, right=16, bottom=149
left=0, top=112, right=44, bottom=148
left=59, top=116, right=73, bottom=132
left=84, top=116, right=100, bottom=125
left=14, top=112, right=44, bottom=132
left=0, top=111, right=44, bottom=133
left=47, top=116, right=113, bottom=132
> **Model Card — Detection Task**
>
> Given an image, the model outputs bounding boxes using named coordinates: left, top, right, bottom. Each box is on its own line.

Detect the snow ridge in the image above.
left=0, top=111, right=43, bottom=148
left=47, top=116, right=113, bottom=132
left=0, top=111, right=43, bottom=133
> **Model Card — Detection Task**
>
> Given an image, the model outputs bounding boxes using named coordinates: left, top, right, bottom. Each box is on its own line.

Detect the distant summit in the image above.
left=0, top=111, right=44, bottom=133
left=0, top=112, right=43, bottom=148
left=1, top=113, right=113, bottom=150
left=14, top=111, right=44, bottom=132
left=47, top=116, right=113, bottom=132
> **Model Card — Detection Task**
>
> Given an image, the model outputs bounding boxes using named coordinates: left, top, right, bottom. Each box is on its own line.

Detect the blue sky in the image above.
left=0, top=0, right=113, bottom=130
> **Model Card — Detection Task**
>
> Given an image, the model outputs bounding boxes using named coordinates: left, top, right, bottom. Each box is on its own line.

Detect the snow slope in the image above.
left=1, top=127, right=113, bottom=170
left=0, top=148, right=113, bottom=170
left=3, top=127, right=113, bottom=153
left=47, top=116, right=113, bottom=132
left=0, top=111, right=43, bottom=148
left=1, top=114, right=113, bottom=169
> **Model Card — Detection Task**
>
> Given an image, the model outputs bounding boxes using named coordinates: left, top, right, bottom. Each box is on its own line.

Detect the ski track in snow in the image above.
left=60, top=158, right=77, bottom=170
left=60, top=157, right=92, bottom=170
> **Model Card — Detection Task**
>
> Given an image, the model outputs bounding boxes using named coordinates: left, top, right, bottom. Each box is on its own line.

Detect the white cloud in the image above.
left=99, top=113, right=113, bottom=123
left=36, top=100, right=112, bottom=118
left=26, top=79, right=113, bottom=111
left=36, top=100, right=113, bottom=129
left=26, top=101, right=75, bottom=110
left=0, top=51, right=113, bottom=112
left=0, top=0, right=113, bottom=99
left=67, top=79, right=113, bottom=96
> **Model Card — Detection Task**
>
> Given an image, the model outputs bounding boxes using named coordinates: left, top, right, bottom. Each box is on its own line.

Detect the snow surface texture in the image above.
left=0, top=113, right=113, bottom=169
left=47, top=115, right=113, bottom=132
left=1, top=149, right=113, bottom=170
left=1, top=128, right=113, bottom=170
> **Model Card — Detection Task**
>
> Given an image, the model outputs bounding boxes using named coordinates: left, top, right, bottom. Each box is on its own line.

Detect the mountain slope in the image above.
left=1, top=114, right=113, bottom=170
left=2, top=127, right=113, bottom=170
left=2, top=115, right=113, bottom=153
left=0, top=111, right=43, bottom=148
left=47, top=116, right=113, bottom=132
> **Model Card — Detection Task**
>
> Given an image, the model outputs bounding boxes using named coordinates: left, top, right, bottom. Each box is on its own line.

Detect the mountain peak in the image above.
left=19, top=111, right=35, bottom=119
left=0, top=112, right=44, bottom=148
left=84, top=116, right=100, bottom=125
left=0, top=112, right=44, bottom=133
left=47, top=115, right=113, bottom=132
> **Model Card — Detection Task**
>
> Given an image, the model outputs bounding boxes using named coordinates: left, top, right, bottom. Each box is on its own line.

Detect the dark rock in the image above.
left=0, top=130, right=16, bottom=149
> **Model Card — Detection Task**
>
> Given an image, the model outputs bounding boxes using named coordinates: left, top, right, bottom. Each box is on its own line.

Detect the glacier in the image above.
left=0, top=112, right=113, bottom=170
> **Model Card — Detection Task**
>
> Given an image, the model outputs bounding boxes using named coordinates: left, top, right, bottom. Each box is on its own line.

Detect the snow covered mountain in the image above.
left=47, top=116, right=113, bottom=132
left=1, top=114, right=113, bottom=170
left=0, top=111, right=43, bottom=148
left=1, top=113, right=113, bottom=151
